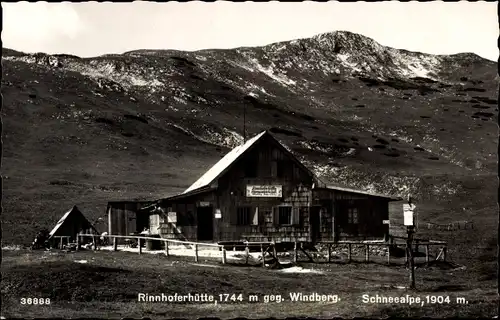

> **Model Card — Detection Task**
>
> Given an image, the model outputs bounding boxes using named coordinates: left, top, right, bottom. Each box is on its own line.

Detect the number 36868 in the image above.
left=20, top=298, right=51, bottom=305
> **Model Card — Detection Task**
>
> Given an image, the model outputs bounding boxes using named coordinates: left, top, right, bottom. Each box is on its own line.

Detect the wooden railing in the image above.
left=76, top=234, right=227, bottom=264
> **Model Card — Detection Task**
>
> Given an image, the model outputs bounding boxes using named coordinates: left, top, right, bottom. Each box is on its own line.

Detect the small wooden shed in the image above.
left=48, top=205, right=97, bottom=243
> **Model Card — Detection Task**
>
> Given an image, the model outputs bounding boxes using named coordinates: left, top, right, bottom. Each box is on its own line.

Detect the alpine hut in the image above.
left=155, top=130, right=401, bottom=244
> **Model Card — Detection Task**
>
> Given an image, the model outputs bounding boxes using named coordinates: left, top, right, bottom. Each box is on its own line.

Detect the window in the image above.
left=348, top=208, right=359, bottom=224
left=237, top=207, right=258, bottom=225
left=278, top=206, right=292, bottom=225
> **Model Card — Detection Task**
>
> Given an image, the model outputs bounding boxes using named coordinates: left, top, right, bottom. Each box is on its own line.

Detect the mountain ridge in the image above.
left=1, top=30, right=497, bottom=245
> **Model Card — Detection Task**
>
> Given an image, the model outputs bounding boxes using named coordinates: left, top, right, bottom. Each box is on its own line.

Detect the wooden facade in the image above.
left=107, top=201, right=154, bottom=243
left=157, top=131, right=400, bottom=244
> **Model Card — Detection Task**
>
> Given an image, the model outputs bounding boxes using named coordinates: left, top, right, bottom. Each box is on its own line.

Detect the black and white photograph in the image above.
left=1, top=1, right=498, bottom=318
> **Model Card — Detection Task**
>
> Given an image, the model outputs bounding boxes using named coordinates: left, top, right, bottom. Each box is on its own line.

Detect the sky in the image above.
left=2, top=1, right=498, bottom=61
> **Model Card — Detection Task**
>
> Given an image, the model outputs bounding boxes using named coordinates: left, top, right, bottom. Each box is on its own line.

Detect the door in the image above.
left=309, top=206, right=321, bottom=243
left=197, top=206, right=214, bottom=241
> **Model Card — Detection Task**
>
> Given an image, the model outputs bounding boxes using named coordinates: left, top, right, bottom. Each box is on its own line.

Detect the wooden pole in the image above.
left=443, top=247, right=447, bottom=262
left=365, top=244, right=369, bottom=262
left=273, top=241, right=277, bottom=261
left=93, top=236, right=97, bottom=251
left=113, top=237, right=118, bottom=251
left=348, top=243, right=352, bottom=262
left=76, top=235, right=80, bottom=251
left=261, top=244, right=265, bottom=267
left=222, top=248, right=227, bottom=265
left=293, top=241, right=298, bottom=263
left=387, top=244, right=390, bottom=265
left=165, top=241, right=169, bottom=257
left=59, top=237, right=63, bottom=250
left=194, top=244, right=199, bottom=262
left=425, top=245, right=429, bottom=265
left=138, top=238, right=142, bottom=255
left=407, top=226, right=416, bottom=289
left=327, top=244, right=331, bottom=263
left=245, top=244, right=249, bottom=265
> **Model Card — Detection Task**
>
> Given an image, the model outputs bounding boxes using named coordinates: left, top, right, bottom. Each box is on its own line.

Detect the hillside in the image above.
left=1, top=30, right=497, bottom=246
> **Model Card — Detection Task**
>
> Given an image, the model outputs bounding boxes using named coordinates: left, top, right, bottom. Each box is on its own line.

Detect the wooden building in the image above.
left=155, top=130, right=400, bottom=243
left=48, top=205, right=98, bottom=244
left=107, top=200, right=156, bottom=243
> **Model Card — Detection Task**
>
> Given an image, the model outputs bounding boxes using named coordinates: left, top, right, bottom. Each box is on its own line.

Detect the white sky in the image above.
left=2, top=1, right=498, bottom=61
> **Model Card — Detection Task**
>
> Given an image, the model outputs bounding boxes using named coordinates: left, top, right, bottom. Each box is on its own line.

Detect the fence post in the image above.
left=425, top=245, right=429, bottom=265
left=348, top=243, right=352, bottom=263
left=194, top=244, right=199, bottom=262
left=93, top=236, right=97, bottom=251
left=261, top=244, right=266, bottom=267
left=245, top=243, right=249, bottom=265
left=443, top=246, right=447, bottom=262
left=222, top=247, right=227, bottom=265
left=387, top=244, right=390, bottom=265
left=76, top=234, right=80, bottom=251
left=272, top=241, right=277, bottom=260
left=138, top=238, right=142, bottom=255
left=165, top=241, right=169, bottom=257
left=365, top=244, right=369, bottom=262
left=327, top=244, right=331, bottom=263
left=113, top=237, right=118, bottom=251
left=293, top=241, right=298, bottom=263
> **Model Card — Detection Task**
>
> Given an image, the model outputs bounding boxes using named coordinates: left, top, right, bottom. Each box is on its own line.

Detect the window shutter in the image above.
left=292, top=207, right=300, bottom=225
left=252, top=207, right=259, bottom=225
left=273, top=207, right=279, bottom=226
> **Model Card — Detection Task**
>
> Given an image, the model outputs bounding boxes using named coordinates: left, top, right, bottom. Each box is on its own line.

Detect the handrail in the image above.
left=78, top=234, right=223, bottom=248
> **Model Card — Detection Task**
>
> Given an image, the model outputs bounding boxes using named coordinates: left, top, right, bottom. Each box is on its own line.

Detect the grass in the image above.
left=1, top=249, right=497, bottom=318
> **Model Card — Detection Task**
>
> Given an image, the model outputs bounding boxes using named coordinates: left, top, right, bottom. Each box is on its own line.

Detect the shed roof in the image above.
left=320, top=185, right=402, bottom=201
left=48, top=206, right=97, bottom=238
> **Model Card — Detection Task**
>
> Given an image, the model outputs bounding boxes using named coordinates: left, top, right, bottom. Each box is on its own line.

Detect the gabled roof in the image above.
left=183, top=131, right=268, bottom=194
left=48, top=206, right=96, bottom=238
left=319, top=185, right=402, bottom=201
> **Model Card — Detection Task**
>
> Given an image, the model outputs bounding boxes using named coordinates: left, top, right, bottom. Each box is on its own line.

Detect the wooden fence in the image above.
left=77, top=234, right=227, bottom=264
left=425, top=221, right=474, bottom=231
left=313, top=237, right=447, bottom=265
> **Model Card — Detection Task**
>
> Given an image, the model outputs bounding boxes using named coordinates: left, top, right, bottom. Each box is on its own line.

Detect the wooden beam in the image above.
left=272, top=241, right=278, bottom=263
left=293, top=241, right=298, bottom=263
left=261, top=244, right=265, bottom=267
left=138, top=238, right=142, bottom=255
left=76, top=235, right=80, bottom=251
left=245, top=244, right=249, bottom=265
left=165, top=241, right=169, bottom=257
left=222, top=248, right=226, bottom=265
left=194, top=244, right=199, bottom=262
left=300, top=245, right=314, bottom=262
left=113, top=237, right=118, bottom=252
left=60, top=237, right=63, bottom=250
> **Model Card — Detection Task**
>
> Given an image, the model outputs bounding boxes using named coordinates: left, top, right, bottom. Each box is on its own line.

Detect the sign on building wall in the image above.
left=403, top=204, right=416, bottom=226
left=215, top=209, right=222, bottom=219
left=246, top=185, right=283, bottom=197
left=199, top=201, right=211, bottom=207
left=167, top=212, right=177, bottom=223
